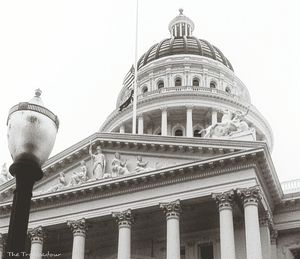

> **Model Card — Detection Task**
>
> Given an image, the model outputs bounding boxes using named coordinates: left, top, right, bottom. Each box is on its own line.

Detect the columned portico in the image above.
left=28, top=226, right=44, bottom=259
left=237, top=186, right=263, bottom=259
left=138, top=114, right=144, bottom=134
left=213, top=190, right=236, bottom=259
left=67, top=218, right=87, bottom=259
left=161, top=107, right=168, bottom=136
left=112, top=209, right=134, bottom=259
left=186, top=106, right=193, bottom=137
left=160, top=199, right=181, bottom=259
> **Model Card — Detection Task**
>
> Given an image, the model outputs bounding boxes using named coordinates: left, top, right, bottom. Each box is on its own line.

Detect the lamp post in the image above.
left=6, top=89, right=59, bottom=258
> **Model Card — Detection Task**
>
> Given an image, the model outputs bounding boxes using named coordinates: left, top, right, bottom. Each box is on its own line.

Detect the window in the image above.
left=194, top=129, right=203, bottom=137
left=142, top=86, right=148, bottom=93
left=157, top=80, right=164, bottom=89
left=175, top=129, right=183, bottom=136
left=193, top=78, right=200, bottom=86
left=198, top=243, right=214, bottom=259
left=210, top=81, right=216, bottom=88
left=175, top=77, right=182, bottom=87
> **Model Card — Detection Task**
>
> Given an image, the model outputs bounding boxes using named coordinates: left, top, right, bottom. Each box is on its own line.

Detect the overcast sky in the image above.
left=0, top=0, right=299, bottom=182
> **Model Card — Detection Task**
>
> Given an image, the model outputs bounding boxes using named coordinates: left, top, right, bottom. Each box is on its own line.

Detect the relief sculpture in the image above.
left=111, top=152, right=129, bottom=177
left=89, top=144, right=106, bottom=180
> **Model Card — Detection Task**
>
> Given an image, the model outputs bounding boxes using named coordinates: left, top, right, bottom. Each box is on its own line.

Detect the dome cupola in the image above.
left=168, top=8, right=195, bottom=37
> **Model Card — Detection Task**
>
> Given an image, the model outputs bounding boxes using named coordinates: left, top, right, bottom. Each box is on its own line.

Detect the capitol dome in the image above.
left=100, top=9, right=273, bottom=150
left=138, top=9, right=233, bottom=71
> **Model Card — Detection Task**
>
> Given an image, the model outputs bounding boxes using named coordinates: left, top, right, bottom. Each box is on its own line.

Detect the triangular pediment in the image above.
left=0, top=132, right=267, bottom=202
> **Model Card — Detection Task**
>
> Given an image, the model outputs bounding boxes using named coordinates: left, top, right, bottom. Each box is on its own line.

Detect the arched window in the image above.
left=194, top=129, right=203, bottom=137
left=175, top=77, right=182, bottom=87
left=225, top=86, right=231, bottom=93
left=175, top=129, right=183, bottom=136
left=193, top=78, right=200, bottom=86
left=157, top=80, right=164, bottom=89
left=210, top=81, right=216, bottom=88
left=142, top=86, right=148, bottom=94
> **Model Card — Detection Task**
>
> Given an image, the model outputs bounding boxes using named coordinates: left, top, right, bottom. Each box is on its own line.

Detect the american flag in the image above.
left=119, top=65, right=135, bottom=111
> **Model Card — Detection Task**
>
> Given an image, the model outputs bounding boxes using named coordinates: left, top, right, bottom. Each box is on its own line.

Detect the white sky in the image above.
left=0, top=0, right=299, bottom=182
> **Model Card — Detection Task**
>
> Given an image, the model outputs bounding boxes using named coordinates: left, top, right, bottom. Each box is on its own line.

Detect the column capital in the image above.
left=160, top=199, right=181, bottom=219
left=112, top=209, right=134, bottom=228
left=67, top=218, right=87, bottom=237
left=259, top=210, right=274, bottom=228
left=185, top=105, right=194, bottom=110
left=212, top=190, right=234, bottom=210
left=137, top=113, right=144, bottom=118
left=160, top=106, right=168, bottom=112
left=237, top=186, right=262, bottom=206
left=28, top=226, right=45, bottom=243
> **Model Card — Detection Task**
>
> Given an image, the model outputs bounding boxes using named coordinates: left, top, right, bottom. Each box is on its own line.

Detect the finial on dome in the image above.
left=30, top=88, right=44, bottom=106
left=168, top=9, right=195, bottom=38
left=35, top=88, right=42, bottom=97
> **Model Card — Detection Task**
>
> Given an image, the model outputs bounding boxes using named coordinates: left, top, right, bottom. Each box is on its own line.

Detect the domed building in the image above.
left=0, top=10, right=300, bottom=259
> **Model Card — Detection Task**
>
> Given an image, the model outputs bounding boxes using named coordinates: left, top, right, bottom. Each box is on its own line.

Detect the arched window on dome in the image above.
left=175, top=77, right=182, bottom=87
left=193, top=78, right=200, bottom=87
left=142, top=86, right=148, bottom=94
left=157, top=80, right=164, bottom=89
left=175, top=129, right=183, bottom=136
left=210, top=81, right=217, bottom=89
left=193, top=124, right=204, bottom=137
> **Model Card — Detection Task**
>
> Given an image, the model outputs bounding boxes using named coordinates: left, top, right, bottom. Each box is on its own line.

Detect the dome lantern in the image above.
left=168, top=9, right=195, bottom=38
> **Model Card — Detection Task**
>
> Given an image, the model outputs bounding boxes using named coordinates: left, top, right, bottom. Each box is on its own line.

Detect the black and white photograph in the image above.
left=0, top=0, right=300, bottom=258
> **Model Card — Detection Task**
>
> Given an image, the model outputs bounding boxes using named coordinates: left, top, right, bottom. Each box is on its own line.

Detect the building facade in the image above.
left=0, top=10, right=300, bottom=259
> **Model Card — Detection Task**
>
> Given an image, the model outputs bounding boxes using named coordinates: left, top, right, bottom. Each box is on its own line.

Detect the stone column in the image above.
left=138, top=114, right=144, bottom=135
left=112, top=209, right=134, bottom=259
left=160, top=200, right=181, bottom=259
left=120, top=124, right=125, bottom=134
left=237, top=186, right=263, bottom=259
left=212, top=190, right=236, bottom=259
left=0, top=234, right=3, bottom=259
left=270, top=230, right=278, bottom=259
left=28, top=226, right=44, bottom=259
left=186, top=106, right=193, bottom=137
left=67, top=218, right=87, bottom=259
left=212, top=110, right=218, bottom=125
left=161, top=107, right=168, bottom=136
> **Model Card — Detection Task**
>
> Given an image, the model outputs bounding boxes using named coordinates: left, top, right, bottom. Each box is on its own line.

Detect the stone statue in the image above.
left=134, top=155, right=152, bottom=173
left=69, top=160, right=88, bottom=186
left=203, top=109, right=250, bottom=138
left=89, top=144, right=106, bottom=180
left=111, top=152, right=129, bottom=177
left=47, top=171, right=68, bottom=192
left=0, top=163, right=12, bottom=184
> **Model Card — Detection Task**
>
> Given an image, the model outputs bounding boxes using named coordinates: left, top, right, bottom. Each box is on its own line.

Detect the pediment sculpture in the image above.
left=0, top=163, right=13, bottom=185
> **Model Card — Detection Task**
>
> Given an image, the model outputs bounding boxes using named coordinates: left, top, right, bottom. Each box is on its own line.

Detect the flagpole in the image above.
left=132, top=0, right=139, bottom=134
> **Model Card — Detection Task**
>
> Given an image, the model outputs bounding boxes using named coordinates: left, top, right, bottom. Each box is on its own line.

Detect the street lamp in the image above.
left=6, top=89, right=59, bottom=257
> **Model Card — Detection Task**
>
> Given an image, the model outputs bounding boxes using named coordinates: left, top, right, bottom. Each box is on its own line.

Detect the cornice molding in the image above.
left=0, top=149, right=263, bottom=216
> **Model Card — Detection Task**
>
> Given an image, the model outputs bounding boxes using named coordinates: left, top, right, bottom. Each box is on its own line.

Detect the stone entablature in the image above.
left=0, top=146, right=281, bottom=222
